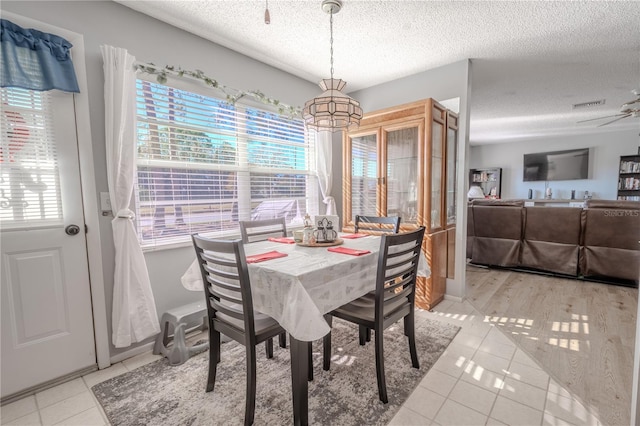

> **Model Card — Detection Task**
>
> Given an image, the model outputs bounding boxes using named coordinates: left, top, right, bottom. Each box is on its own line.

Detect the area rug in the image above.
left=92, top=316, right=459, bottom=425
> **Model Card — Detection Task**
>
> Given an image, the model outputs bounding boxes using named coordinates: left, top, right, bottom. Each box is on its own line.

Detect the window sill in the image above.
left=140, top=225, right=306, bottom=253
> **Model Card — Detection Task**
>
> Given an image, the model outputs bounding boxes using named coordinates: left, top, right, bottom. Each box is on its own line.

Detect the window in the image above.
left=0, top=88, right=62, bottom=228
left=135, top=78, right=318, bottom=247
left=350, top=134, right=378, bottom=218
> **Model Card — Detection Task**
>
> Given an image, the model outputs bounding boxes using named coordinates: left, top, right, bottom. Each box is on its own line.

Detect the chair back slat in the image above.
left=375, top=227, right=425, bottom=321
left=384, top=254, right=420, bottom=282
left=201, top=251, right=239, bottom=268
left=240, top=217, right=287, bottom=243
left=211, top=299, right=245, bottom=321
left=209, top=286, right=244, bottom=306
left=192, top=234, right=257, bottom=336
left=383, top=273, right=414, bottom=294
left=355, top=215, right=401, bottom=234
left=382, top=285, right=412, bottom=303
left=204, top=273, right=241, bottom=294
left=387, top=244, right=419, bottom=260
left=203, top=263, right=241, bottom=283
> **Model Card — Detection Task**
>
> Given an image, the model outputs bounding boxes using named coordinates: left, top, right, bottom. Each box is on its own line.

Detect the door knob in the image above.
left=65, top=224, right=81, bottom=236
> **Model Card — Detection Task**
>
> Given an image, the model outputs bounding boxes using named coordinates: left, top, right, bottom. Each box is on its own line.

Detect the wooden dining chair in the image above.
left=354, top=215, right=401, bottom=234
left=239, top=217, right=287, bottom=243
left=192, top=234, right=286, bottom=425
left=322, top=226, right=426, bottom=404
left=238, top=217, right=288, bottom=349
left=353, top=215, right=402, bottom=344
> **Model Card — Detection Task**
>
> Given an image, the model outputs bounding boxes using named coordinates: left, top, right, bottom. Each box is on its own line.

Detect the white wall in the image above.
left=469, top=129, right=639, bottom=200
left=1, top=0, right=320, bottom=360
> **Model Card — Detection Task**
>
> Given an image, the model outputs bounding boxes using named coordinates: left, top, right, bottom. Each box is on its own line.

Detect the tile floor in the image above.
left=1, top=299, right=602, bottom=425
left=389, top=300, right=602, bottom=426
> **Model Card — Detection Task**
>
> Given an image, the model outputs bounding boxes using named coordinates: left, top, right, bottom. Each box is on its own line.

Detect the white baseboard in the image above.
left=444, top=294, right=464, bottom=303
left=107, top=325, right=209, bottom=366
left=109, top=341, right=155, bottom=365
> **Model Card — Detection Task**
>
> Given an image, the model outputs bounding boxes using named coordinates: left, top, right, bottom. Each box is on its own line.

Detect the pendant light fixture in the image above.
left=303, top=0, right=362, bottom=131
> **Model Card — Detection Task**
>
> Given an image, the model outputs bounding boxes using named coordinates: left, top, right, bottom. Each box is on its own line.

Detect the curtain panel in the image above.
left=101, top=45, right=160, bottom=348
left=315, top=131, right=336, bottom=215
left=0, top=19, right=79, bottom=92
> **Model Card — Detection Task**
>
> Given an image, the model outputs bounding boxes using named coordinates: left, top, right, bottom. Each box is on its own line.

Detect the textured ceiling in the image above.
left=117, top=0, right=640, bottom=144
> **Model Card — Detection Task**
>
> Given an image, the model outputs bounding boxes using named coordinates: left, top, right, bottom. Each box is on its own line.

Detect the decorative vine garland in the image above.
left=134, top=63, right=302, bottom=117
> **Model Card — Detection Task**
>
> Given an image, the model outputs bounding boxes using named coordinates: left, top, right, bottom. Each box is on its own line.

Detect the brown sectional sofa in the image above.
left=467, top=199, right=640, bottom=286
left=581, top=200, right=640, bottom=282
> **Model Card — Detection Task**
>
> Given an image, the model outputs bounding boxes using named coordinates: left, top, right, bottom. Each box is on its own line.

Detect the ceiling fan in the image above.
left=577, top=89, right=640, bottom=127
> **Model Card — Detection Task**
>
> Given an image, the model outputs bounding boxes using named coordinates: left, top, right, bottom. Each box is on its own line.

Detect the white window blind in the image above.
left=0, top=88, right=62, bottom=228
left=135, top=78, right=318, bottom=247
left=350, top=134, right=378, bottom=219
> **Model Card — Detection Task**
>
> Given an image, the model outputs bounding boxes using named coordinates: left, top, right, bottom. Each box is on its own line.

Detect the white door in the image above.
left=1, top=87, right=96, bottom=399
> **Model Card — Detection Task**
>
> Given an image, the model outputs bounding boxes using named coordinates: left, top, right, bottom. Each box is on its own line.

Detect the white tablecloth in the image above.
left=181, top=234, right=430, bottom=341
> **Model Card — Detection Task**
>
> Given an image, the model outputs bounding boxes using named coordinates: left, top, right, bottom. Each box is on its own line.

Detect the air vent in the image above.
left=572, top=99, right=606, bottom=109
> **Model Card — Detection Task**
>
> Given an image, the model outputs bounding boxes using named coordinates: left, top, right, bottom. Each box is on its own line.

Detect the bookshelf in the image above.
left=618, top=154, right=640, bottom=201
left=469, top=168, right=502, bottom=199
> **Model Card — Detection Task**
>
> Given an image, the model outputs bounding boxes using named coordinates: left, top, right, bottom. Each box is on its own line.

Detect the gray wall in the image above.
left=350, top=60, right=470, bottom=113
left=469, top=129, right=639, bottom=200
left=1, top=0, right=320, bottom=359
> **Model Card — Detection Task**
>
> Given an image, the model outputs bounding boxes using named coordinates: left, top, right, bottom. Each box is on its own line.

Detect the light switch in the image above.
left=100, top=192, right=112, bottom=212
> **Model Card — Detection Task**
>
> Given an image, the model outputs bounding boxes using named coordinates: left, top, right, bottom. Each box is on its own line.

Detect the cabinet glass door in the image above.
left=445, top=114, right=458, bottom=226
left=385, top=125, right=420, bottom=225
left=430, top=121, right=444, bottom=230
left=350, top=133, right=378, bottom=219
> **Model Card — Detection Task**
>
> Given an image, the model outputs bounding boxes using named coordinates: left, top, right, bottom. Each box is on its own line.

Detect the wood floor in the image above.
left=465, top=265, right=638, bottom=426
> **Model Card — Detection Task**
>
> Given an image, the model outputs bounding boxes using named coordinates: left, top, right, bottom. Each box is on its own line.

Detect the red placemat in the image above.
left=341, top=233, right=368, bottom=239
left=246, top=251, right=288, bottom=263
left=327, top=247, right=371, bottom=256
left=267, top=237, right=296, bottom=244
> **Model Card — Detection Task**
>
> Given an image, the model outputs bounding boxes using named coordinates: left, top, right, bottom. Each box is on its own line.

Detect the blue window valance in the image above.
left=0, top=19, right=79, bottom=93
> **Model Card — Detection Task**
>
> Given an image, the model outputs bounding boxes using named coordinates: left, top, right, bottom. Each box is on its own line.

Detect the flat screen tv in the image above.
left=523, top=148, right=590, bottom=182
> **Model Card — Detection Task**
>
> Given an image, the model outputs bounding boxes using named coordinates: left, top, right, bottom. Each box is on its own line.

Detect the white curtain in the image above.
left=315, top=130, right=337, bottom=215
left=101, top=45, right=160, bottom=348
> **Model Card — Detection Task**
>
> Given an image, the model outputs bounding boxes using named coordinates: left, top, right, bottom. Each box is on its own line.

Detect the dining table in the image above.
left=181, top=232, right=430, bottom=425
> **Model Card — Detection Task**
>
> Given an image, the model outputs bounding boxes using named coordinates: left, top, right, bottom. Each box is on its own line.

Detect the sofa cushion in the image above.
left=521, top=207, right=582, bottom=276
left=471, top=204, right=523, bottom=267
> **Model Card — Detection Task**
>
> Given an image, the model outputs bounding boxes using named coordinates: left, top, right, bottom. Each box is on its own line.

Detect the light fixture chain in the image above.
left=329, top=10, right=334, bottom=80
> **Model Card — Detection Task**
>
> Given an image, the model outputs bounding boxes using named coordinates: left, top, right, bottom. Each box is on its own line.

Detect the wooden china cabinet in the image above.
left=342, top=98, right=459, bottom=310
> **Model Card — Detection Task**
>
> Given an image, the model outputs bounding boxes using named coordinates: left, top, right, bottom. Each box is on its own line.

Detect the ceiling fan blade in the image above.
left=577, top=113, right=626, bottom=123
left=597, top=114, right=631, bottom=127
